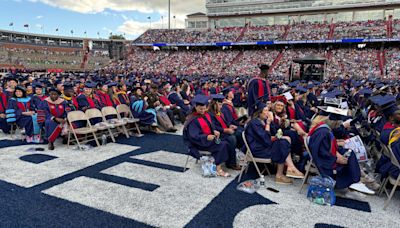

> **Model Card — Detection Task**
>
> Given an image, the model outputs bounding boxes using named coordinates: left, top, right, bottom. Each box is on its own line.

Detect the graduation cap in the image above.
left=358, top=88, right=373, bottom=98
left=222, top=87, right=234, bottom=96
left=295, top=87, right=308, bottom=94
left=6, top=76, right=18, bottom=83
left=32, top=82, right=43, bottom=88
left=84, top=81, right=96, bottom=88
left=107, top=81, right=118, bottom=87
left=48, top=87, right=61, bottom=95
left=254, top=101, right=267, bottom=113
left=371, top=95, right=399, bottom=118
left=271, top=95, right=287, bottom=104
left=192, top=95, right=210, bottom=106
left=307, top=84, right=315, bottom=89
left=211, top=94, right=225, bottom=102
left=259, top=64, right=270, bottom=71
left=318, top=106, right=348, bottom=121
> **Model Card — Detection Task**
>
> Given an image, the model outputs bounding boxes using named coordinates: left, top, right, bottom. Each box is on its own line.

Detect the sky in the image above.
left=0, top=0, right=205, bottom=39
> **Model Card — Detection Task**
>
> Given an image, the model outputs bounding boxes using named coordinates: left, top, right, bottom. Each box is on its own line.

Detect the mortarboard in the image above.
left=192, top=95, right=209, bottom=106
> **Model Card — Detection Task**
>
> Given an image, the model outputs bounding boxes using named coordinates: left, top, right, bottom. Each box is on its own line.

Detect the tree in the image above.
left=109, top=34, right=126, bottom=40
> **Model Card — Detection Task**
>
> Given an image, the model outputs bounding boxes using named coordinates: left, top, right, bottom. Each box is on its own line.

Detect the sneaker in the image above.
left=344, top=190, right=367, bottom=201
left=275, top=176, right=293, bottom=185
left=286, top=170, right=305, bottom=179
left=349, top=182, right=375, bottom=195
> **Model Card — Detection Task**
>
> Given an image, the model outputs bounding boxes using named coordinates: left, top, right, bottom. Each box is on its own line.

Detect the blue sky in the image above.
left=0, top=0, right=205, bottom=39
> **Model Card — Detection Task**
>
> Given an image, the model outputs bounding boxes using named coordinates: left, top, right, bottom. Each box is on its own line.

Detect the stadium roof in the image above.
left=0, top=29, right=127, bottom=42
left=187, top=12, right=207, bottom=17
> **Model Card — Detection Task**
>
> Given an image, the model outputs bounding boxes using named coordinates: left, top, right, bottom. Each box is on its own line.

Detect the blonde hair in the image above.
left=310, top=115, right=329, bottom=129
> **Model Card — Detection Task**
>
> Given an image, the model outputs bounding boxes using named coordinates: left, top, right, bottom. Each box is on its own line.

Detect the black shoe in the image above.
left=48, top=143, right=55, bottom=150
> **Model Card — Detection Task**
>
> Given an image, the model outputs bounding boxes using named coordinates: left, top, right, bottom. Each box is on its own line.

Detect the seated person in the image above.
left=208, top=94, right=241, bottom=170
left=130, top=87, right=162, bottom=134
left=43, top=88, right=68, bottom=150
left=245, top=101, right=304, bottom=184
left=183, top=95, right=231, bottom=177
left=0, top=86, right=10, bottom=134
left=308, top=107, right=374, bottom=196
left=8, top=86, right=41, bottom=143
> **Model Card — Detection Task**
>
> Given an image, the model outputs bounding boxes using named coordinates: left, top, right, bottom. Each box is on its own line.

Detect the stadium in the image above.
left=1, top=0, right=400, bottom=227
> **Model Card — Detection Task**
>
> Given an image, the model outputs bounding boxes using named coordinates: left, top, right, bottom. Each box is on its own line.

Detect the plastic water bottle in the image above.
left=101, top=134, right=107, bottom=145
left=260, top=175, right=265, bottom=187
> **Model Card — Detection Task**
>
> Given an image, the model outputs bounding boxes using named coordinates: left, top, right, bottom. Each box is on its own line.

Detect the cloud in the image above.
left=36, top=15, right=43, bottom=19
left=117, top=16, right=186, bottom=38
left=29, top=0, right=205, bottom=16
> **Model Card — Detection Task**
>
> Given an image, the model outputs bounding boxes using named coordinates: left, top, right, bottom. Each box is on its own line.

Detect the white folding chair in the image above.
left=299, top=136, right=320, bottom=194
left=67, top=111, right=100, bottom=150
left=238, top=131, right=271, bottom=183
left=183, top=150, right=212, bottom=172
left=85, top=108, right=115, bottom=143
left=101, top=106, right=130, bottom=138
left=116, top=104, right=142, bottom=137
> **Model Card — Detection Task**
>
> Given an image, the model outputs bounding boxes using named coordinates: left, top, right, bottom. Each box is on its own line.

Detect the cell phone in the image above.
left=266, top=187, right=279, bottom=193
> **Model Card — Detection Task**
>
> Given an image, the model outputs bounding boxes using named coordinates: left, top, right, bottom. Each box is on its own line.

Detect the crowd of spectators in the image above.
left=385, top=48, right=400, bottom=79
left=0, top=45, right=110, bottom=70
left=286, top=22, right=330, bottom=40
left=104, top=46, right=390, bottom=80
left=134, top=19, right=389, bottom=43
left=333, top=20, right=387, bottom=39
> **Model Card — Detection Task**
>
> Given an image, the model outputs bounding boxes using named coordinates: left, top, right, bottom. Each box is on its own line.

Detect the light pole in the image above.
left=161, top=16, right=164, bottom=29
left=168, top=0, right=171, bottom=29
left=148, top=16, right=152, bottom=29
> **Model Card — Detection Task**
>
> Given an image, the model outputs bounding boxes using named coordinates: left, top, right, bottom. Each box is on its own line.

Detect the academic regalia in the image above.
left=389, top=139, right=400, bottom=179
left=31, top=94, right=47, bottom=111
left=0, top=92, right=10, bottom=133
left=183, top=112, right=229, bottom=165
left=308, top=123, right=361, bottom=189
left=43, top=97, right=67, bottom=143
left=62, top=95, right=78, bottom=112
left=7, top=97, right=35, bottom=137
left=76, top=93, right=100, bottom=111
left=96, top=91, right=114, bottom=108
left=130, top=95, right=156, bottom=125
left=247, top=77, right=270, bottom=116
left=117, top=91, right=130, bottom=105
left=209, top=112, right=237, bottom=166
left=221, top=101, right=239, bottom=126
left=168, top=91, right=190, bottom=115
left=244, top=118, right=290, bottom=164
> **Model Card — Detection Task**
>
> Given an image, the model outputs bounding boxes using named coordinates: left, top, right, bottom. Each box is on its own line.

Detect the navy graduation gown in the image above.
left=247, top=77, right=270, bottom=116
left=96, top=91, right=114, bottom=108
left=7, top=98, right=34, bottom=137
left=43, top=98, right=67, bottom=143
left=130, top=95, right=156, bottom=126
left=0, top=92, right=10, bottom=133
left=221, top=102, right=238, bottom=126
left=168, top=92, right=190, bottom=115
left=244, top=118, right=290, bottom=164
left=31, top=95, right=47, bottom=111
left=76, top=94, right=100, bottom=111
left=389, top=139, right=400, bottom=179
left=376, top=122, right=396, bottom=178
left=183, top=112, right=229, bottom=165
left=308, top=124, right=360, bottom=189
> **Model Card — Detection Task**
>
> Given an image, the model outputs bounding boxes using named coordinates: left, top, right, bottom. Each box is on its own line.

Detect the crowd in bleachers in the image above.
left=134, top=19, right=389, bottom=43
left=0, top=45, right=110, bottom=70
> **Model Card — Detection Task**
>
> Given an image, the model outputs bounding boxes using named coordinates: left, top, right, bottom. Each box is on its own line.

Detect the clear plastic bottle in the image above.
left=260, top=175, right=265, bottom=187
left=101, top=134, right=107, bottom=145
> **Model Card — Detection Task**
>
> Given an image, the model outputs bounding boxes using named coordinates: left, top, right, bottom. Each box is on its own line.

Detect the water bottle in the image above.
left=101, top=134, right=107, bottom=145
left=260, top=175, right=265, bottom=187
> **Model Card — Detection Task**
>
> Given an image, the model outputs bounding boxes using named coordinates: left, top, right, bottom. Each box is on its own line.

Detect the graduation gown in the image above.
left=117, top=91, right=130, bottom=105
left=247, top=77, right=270, bottom=116
left=244, top=118, right=290, bottom=164
left=7, top=97, right=35, bottom=137
left=130, top=95, right=156, bottom=125
left=76, top=93, right=100, bottom=111
left=96, top=91, right=114, bottom=108
left=389, top=139, right=400, bottom=179
left=43, top=98, right=67, bottom=143
left=376, top=122, right=396, bottom=178
left=168, top=91, right=190, bottom=115
left=308, top=123, right=361, bottom=189
left=221, top=101, right=239, bottom=126
left=0, top=92, right=10, bottom=133
left=31, top=94, right=47, bottom=111
left=183, top=112, right=229, bottom=165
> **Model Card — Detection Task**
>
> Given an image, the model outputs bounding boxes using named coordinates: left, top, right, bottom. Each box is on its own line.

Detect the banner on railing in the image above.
left=132, top=38, right=400, bottom=47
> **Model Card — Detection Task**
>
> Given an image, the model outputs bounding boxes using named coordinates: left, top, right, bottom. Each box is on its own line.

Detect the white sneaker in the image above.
left=344, top=190, right=367, bottom=201
left=349, top=182, right=375, bottom=195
